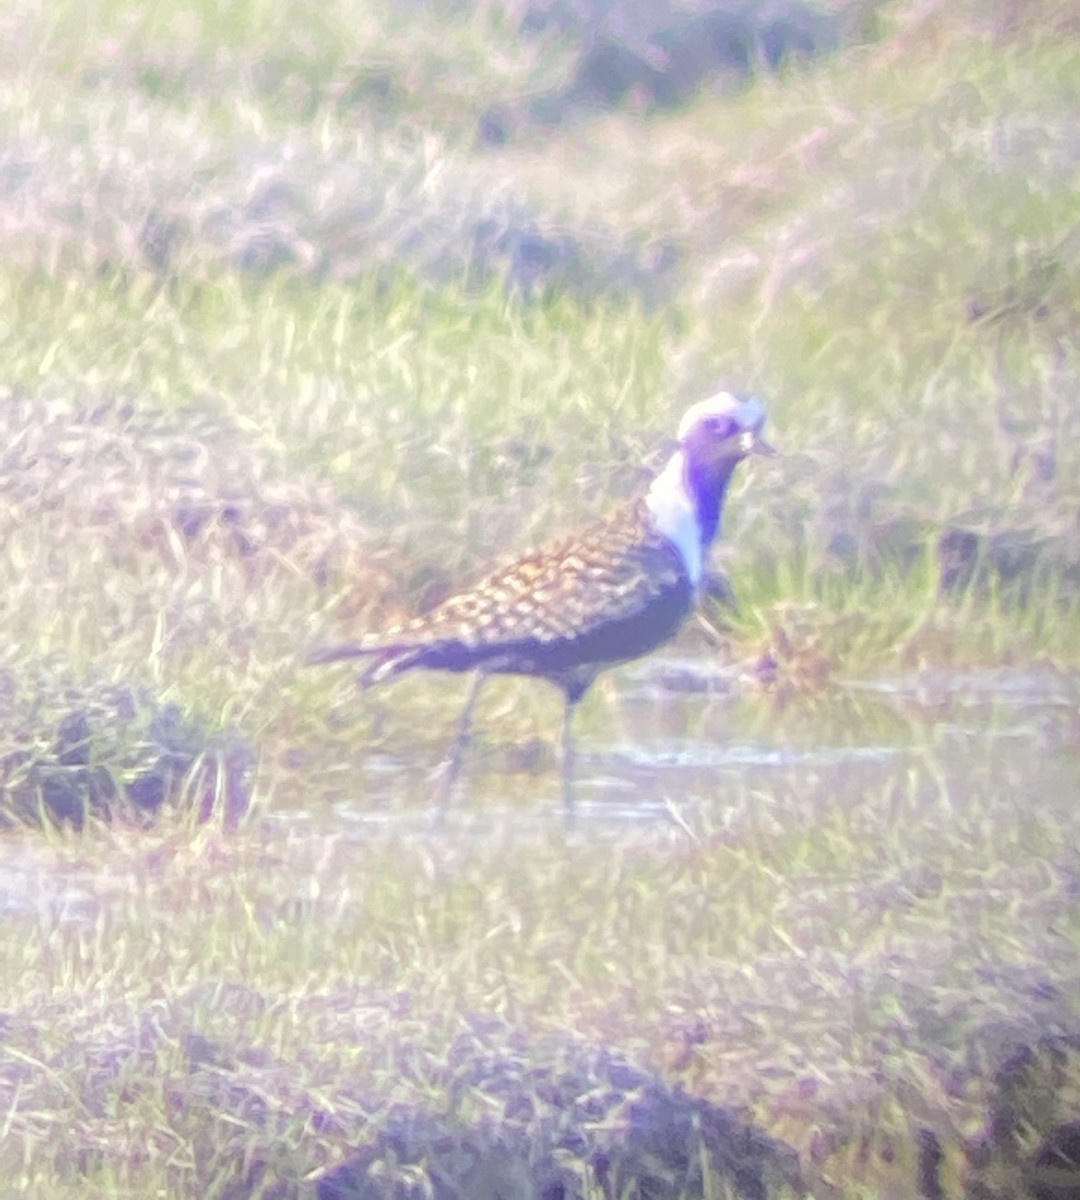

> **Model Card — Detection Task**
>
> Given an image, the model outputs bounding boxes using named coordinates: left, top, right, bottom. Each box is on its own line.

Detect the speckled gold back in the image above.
left=360, top=497, right=694, bottom=686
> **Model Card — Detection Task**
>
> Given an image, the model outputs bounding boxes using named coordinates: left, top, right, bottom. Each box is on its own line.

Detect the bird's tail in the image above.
left=305, top=641, right=375, bottom=666
left=305, top=640, right=414, bottom=688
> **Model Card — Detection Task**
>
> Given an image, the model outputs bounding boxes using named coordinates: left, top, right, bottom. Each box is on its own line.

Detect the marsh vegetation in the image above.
left=0, top=0, right=1078, bottom=1195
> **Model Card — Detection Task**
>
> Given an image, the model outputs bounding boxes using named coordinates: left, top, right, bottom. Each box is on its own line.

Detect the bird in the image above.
left=308, top=390, right=773, bottom=815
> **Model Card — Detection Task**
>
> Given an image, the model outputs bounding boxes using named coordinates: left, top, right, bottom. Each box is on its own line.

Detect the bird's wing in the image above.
left=374, top=501, right=689, bottom=671
left=307, top=501, right=693, bottom=685
left=477, top=502, right=688, bottom=639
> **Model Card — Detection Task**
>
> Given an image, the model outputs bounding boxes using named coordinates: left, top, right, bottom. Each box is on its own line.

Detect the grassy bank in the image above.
left=2, top=709, right=1078, bottom=1196
left=0, top=0, right=1078, bottom=1195
left=0, top=1, right=1076, bottom=686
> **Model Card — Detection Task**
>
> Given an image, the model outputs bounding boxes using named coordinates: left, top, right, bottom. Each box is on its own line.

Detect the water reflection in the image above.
left=301, top=661, right=1076, bottom=828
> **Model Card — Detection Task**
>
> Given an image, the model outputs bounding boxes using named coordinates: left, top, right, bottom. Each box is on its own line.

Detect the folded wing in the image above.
left=307, top=500, right=694, bottom=692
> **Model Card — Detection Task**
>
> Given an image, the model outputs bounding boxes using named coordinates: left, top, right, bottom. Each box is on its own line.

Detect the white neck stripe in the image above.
left=644, top=450, right=703, bottom=585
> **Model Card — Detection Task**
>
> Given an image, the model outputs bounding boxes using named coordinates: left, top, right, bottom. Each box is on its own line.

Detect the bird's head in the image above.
left=677, top=391, right=774, bottom=471
left=645, top=391, right=774, bottom=582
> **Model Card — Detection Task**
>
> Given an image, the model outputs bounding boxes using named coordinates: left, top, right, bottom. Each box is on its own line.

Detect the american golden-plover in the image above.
left=309, top=391, right=773, bottom=813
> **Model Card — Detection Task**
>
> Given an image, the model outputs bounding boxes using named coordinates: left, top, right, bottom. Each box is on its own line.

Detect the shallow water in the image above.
left=0, top=663, right=1076, bottom=916
left=311, top=660, right=1077, bottom=830
left=1, top=661, right=1077, bottom=1173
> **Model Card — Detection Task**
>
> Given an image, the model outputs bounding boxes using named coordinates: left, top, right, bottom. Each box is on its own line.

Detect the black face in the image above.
left=682, top=412, right=748, bottom=469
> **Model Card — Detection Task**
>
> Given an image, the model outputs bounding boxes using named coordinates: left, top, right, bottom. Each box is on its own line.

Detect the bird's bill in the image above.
left=739, top=428, right=778, bottom=457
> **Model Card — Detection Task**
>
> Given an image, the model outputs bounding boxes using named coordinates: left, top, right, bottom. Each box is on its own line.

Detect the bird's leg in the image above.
left=559, top=694, right=580, bottom=822
left=434, top=671, right=486, bottom=814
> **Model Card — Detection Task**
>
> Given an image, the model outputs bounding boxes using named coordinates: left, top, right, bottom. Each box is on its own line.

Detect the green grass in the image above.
left=1, top=0, right=1079, bottom=1195
left=2, top=725, right=1078, bottom=1195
